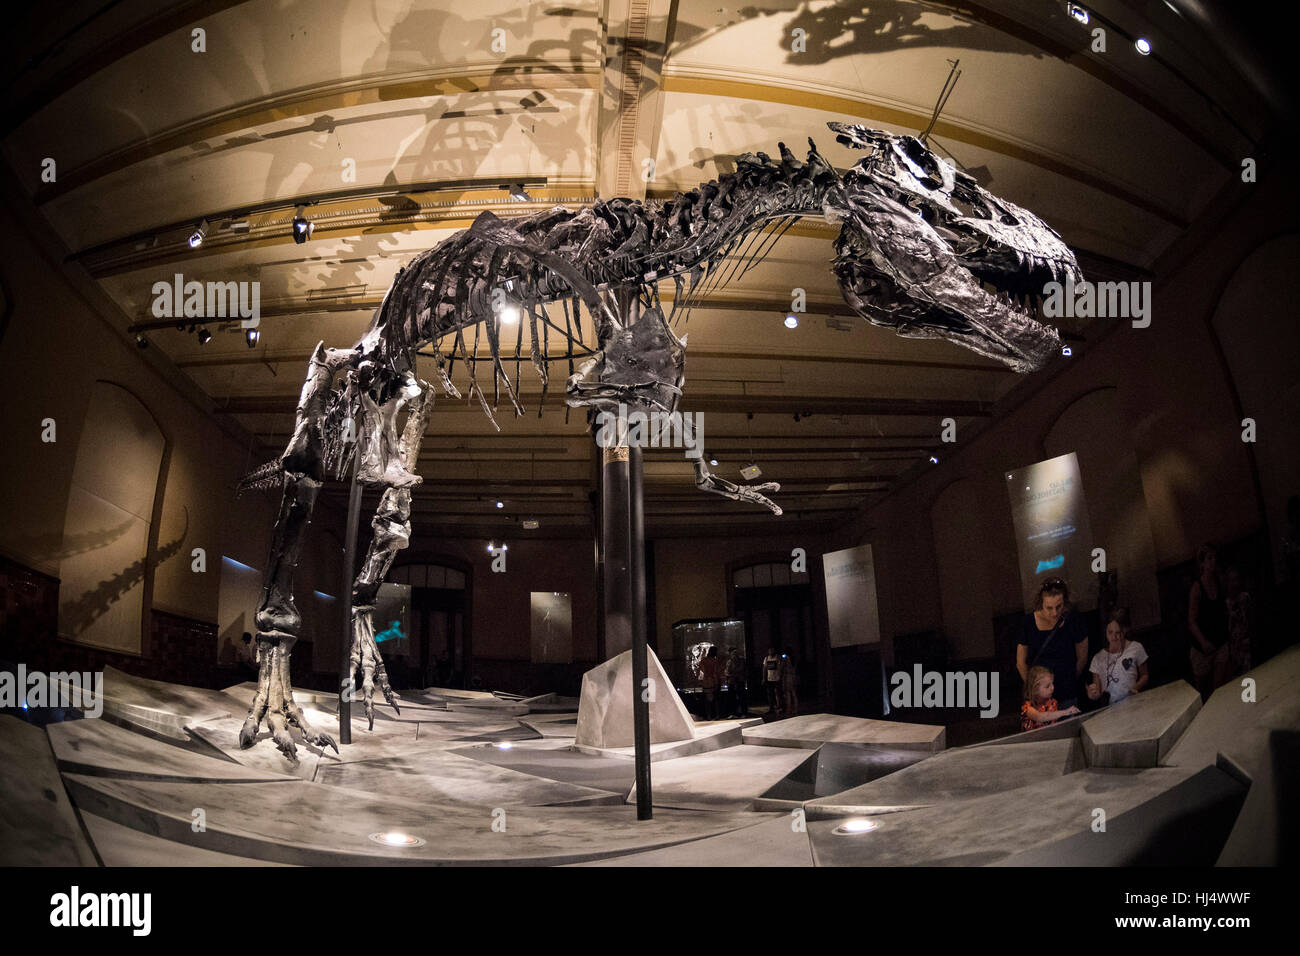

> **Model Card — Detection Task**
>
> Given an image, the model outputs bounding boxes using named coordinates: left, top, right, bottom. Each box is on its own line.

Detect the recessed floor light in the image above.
left=369, top=831, right=426, bottom=848
left=834, top=819, right=879, bottom=835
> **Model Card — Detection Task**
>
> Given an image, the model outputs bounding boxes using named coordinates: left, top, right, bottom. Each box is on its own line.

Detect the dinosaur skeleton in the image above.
left=236, top=124, right=1081, bottom=759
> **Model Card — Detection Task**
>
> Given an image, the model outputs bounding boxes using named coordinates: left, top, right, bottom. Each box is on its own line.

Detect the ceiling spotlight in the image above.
left=292, top=205, right=313, bottom=244
left=506, top=183, right=531, bottom=202
left=928, top=454, right=939, bottom=464
left=197, top=326, right=212, bottom=345
left=188, top=219, right=209, bottom=249
left=135, top=334, right=148, bottom=349
left=1065, top=3, right=1089, bottom=25
left=245, top=328, right=260, bottom=349
left=1061, top=345, right=1072, bottom=357
left=1135, top=37, right=1151, bottom=55
left=709, top=458, right=719, bottom=467
left=496, top=500, right=504, bottom=509
left=784, top=314, right=799, bottom=329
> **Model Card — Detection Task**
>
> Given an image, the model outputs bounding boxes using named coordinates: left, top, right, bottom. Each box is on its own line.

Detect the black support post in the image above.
left=629, top=444, right=652, bottom=819
left=339, top=463, right=363, bottom=745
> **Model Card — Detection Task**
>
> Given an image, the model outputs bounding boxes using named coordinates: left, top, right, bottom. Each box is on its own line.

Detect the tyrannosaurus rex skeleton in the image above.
left=236, top=124, right=1081, bottom=759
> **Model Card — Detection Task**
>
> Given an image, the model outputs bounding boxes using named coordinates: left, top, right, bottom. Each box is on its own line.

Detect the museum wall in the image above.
left=652, top=526, right=851, bottom=661
left=850, top=171, right=1300, bottom=663
left=0, top=191, right=345, bottom=683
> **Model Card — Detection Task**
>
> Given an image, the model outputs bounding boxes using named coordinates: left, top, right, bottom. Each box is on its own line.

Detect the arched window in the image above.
left=58, top=382, right=165, bottom=653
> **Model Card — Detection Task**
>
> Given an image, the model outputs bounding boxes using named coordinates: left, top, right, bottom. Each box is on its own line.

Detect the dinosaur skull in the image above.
left=825, top=123, right=1080, bottom=372
left=566, top=304, right=686, bottom=414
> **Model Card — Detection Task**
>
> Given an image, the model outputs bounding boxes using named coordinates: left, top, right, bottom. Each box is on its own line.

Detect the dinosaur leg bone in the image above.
left=347, top=383, right=433, bottom=728
left=239, top=346, right=352, bottom=759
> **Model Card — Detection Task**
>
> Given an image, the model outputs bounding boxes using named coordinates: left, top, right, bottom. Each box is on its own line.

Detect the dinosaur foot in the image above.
left=350, top=606, right=403, bottom=731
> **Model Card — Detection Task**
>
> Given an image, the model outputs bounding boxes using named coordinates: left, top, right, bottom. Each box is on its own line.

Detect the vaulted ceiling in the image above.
left=2, top=0, right=1284, bottom=538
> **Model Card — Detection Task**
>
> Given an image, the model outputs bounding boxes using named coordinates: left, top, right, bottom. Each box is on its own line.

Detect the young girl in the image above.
left=1087, top=608, right=1149, bottom=705
left=1021, top=666, right=1080, bottom=731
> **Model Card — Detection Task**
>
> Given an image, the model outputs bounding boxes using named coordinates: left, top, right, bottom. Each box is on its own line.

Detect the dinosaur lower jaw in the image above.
left=565, top=379, right=682, bottom=414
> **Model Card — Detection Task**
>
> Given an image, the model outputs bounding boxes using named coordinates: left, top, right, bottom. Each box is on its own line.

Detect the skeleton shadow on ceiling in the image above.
left=669, top=2, right=1045, bottom=64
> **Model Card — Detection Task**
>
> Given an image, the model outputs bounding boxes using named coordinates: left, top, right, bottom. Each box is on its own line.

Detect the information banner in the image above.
left=1006, top=452, right=1095, bottom=609
left=822, top=544, right=882, bottom=647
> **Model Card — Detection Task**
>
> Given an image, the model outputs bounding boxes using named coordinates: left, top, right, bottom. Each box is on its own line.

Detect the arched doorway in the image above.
left=388, top=562, right=469, bottom=689
left=729, top=559, right=817, bottom=706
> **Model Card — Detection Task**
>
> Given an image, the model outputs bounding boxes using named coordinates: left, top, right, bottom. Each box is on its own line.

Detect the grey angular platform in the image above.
left=990, top=765, right=1247, bottom=866
left=80, top=812, right=294, bottom=867
left=575, top=647, right=694, bottom=749
left=63, top=772, right=769, bottom=866
left=577, top=718, right=755, bottom=761
left=54, top=666, right=239, bottom=740
left=0, top=716, right=97, bottom=865
left=315, top=750, right=622, bottom=807
left=805, top=737, right=1084, bottom=815
left=806, top=765, right=1201, bottom=866
left=627, top=744, right=812, bottom=810
left=742, top=713, right=946, bottom=752
left=573, top=812, right=814, bottom=867
left=1080, top=680, right=1202, bottom=768
left=1163, top=645, right=1300, bottom=865
left=47, top=717, right=292, bottom=783
left=755, top=742, right=933, bottom=810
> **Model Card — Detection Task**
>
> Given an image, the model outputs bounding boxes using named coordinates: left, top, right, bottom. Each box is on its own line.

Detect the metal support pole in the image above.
left=629, top=444, right=652, bottom=819
left=339, top=462, right=363, bottom=745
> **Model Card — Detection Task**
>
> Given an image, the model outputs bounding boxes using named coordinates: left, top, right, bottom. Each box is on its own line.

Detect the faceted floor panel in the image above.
left=627, top=744, right=813, bottom=810
left=13, top=657, right=1295, bottom=866
left=63, top=773, right=768, bottom=866
left=806, top=766, right=1202, bottom=866
left=742, top=713, right=946, bottom=751
left=0, top=715, right=98, bottom=865
left=758, top=742, right=937, bottom=809
left=573, top=813, right=815, bottom=867
left=805, top=737, right=1083, bottom=815
left=1080, top=680, right=1202, bottom=768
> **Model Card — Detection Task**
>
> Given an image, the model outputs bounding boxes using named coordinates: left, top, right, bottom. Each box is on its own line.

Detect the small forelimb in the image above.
left=692, top=456, right=783, bottom=516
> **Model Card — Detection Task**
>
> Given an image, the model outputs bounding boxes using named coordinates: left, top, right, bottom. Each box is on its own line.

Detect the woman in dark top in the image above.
left=1016, top=577, right=1090, bottom=709
left=1189, top=543, right=1232, bottom=698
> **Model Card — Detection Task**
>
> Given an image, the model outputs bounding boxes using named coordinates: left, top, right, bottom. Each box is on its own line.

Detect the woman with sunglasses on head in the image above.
left=1016, top=576, right=1090, bottom=710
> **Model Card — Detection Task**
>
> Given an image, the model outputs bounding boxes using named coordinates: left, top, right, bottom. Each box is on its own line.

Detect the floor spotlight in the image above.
left=497, top=301, right=520, bottom=324
left=506, top=183, right=531, bottom=202
left=197, top=326, right=212, bottom=345
left=709, top=458, right=719, bottom=467
left=929, top=454, right=939, bottom=464
left=784, top=314, right=799, bottom=329
left=188, top=218, right=209, bottom=249
left=1065, top=3, right=1089, bottom=25
left=246, top=328, right=260, bottom=349
left=135, top=334, right=148, bottom=349
left=496, top=500, right=504, bottom=509
left=1135, top=37, right=1151, bottom=55
left=292, top=205, right=313, bottom=243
